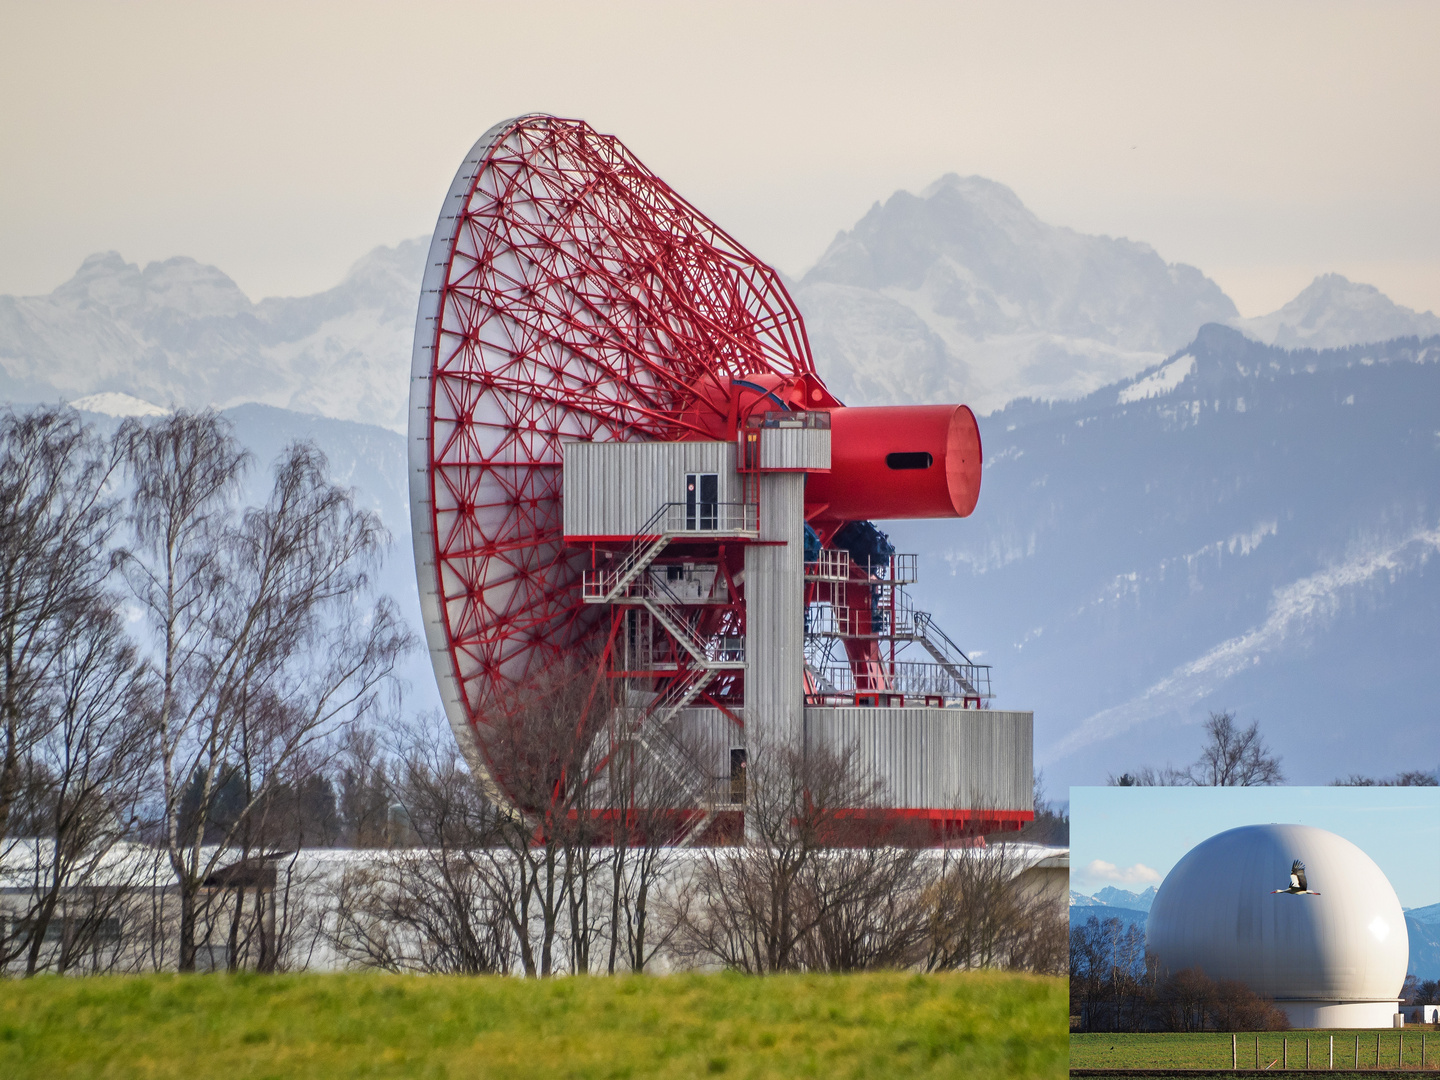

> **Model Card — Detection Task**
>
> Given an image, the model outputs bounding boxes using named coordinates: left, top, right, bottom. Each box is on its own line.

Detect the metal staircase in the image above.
left=586, top=503, right=673, bottom=602
left=914, top=610, right=991, bottom=701
left=639, top=598, right=742, bottom=669
left=625, top=677, right=707, bottom=781
left=583, top=500, right=757, bottom=603
left=610, top=667, right=734, bottom=847
left=584, top=499, right=752, bottom=844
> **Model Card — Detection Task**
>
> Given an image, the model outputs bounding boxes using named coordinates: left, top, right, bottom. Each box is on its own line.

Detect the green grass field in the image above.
left=1071, top=1028, right=1440, bottom=1071
left=0, top=969, right=1064, bottom=1079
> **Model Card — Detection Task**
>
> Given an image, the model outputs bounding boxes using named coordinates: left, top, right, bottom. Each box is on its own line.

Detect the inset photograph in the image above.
left=1069, top=785, right=1440, bottom=1073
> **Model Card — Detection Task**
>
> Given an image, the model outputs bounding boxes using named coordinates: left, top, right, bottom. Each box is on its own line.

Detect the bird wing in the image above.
left=1294, top=864, right=1308, bottom=892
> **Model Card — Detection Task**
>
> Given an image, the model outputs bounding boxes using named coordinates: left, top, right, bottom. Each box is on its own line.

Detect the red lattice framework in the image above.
left=418, top=115, right=818, bottom=760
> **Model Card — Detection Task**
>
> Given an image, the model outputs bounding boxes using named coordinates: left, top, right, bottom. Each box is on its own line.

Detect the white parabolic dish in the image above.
left=1145, top=823, right=1409, bottom=1029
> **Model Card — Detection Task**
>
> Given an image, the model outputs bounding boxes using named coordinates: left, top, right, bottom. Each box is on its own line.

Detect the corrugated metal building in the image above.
left=567, top=420, right=1034, bottom=839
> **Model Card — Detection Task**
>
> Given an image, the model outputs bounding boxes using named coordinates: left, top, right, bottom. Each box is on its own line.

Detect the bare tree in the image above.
left=1151, top=968, right=1290, bottom=1032
left=474, top=659, right=609, bottom=976
left=219, top=846, right=332, bottom=975
left=925, top=838, right=1066, bottom=975
left=1108, top=765, right=1188, bottom=787
left=0, top=407, right=160, bottom=974
left=558, top=724, right=605, bottom=976
left=1069, top=913, right=1152, bottom=1031
left=1333, top=769, right=1438, bottom=786
left=669, top=734, right=895, bottom=973
left=336, top=727, right=393, bottom=846
left=120, top=411, right=410, bottom=970
left=0, top=408, right=122, bottom=850
left=596, top=732, right=688, bottom=973
left=327, top=727, right=514, bottom=974
left=186, top=740, right=345, bottom=974
left=1185, top=711, right=1283, bottom=786
left=795, top=842, right=931, bottom=971
left=329, top=664, right=615, bottom=979
left=1070, top=918, right=1287, bottom=1032
left=1015, top=769, right=1069, bottom=845
left=1110, top=711, right=1283, bottom=787
left=16, top=601, right=155, bottom=975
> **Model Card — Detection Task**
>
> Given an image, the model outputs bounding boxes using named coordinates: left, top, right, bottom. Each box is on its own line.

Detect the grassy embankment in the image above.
left=0, top=968, right=1063, bottom=1079
left=1071, top=1028, right=1440, bottom=1071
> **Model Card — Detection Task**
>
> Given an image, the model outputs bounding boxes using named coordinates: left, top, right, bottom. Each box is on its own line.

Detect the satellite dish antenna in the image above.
left=409, top=115, right=827, bottom=800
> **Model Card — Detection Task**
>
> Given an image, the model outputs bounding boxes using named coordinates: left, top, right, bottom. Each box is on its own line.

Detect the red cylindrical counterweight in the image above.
left=804, top=404, right=982, bottom=521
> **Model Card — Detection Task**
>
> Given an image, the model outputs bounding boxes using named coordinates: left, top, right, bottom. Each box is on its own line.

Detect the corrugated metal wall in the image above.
left=562, top=440, right=737, bottom=537
left=757, top=427, right=831, bottom=471
left=671, top=705, right=1033, bottom=812
left=804, top=708, right=1033, bottom=811
left=670, top=707, right=744, bottom=779
left=745, top=471, right=806, bottom=745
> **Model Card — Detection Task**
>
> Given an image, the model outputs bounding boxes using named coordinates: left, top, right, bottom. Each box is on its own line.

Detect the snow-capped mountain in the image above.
left=1232, top=274, right=1440, bottom=350
left=1410, top=902, right=1440, bottom=925
left=7, top=183, right=1437, bottom=432
left=0, top=239, right=426, bottom=432
left=1068, top=886, right=1157, bottom=933
left=1091, top=886, right=1158, bottom=912
left=1068, top=887, right=1157, bottom=912
left=885, top=324, right=1440, bottom=788
left=1407, top=916, right=1440, bottom=980
left=68, top=391, right=171, bottom=418
left=796, top=174, right=1238, bottom=413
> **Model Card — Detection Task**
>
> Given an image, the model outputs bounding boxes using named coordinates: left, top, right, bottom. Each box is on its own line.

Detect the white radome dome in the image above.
left=1145, top=823, right=1408, bottom=1029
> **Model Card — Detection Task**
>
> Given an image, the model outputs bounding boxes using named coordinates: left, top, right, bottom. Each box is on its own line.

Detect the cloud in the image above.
left=1044, top=522, right=1440, bottom=761
left=1084, top=859, right=1162, bottom=885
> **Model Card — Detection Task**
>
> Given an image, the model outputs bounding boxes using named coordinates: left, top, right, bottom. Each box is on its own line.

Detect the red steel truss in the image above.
left=419, top=115, right=818, bottom=762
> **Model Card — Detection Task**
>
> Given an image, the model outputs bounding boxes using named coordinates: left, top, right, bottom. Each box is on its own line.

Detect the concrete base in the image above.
left=1279, top=1000, right=1401, bottom=1028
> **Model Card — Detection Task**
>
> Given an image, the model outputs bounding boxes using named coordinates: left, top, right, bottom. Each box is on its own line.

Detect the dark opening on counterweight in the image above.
left=885, top=451, right=933, bottom=470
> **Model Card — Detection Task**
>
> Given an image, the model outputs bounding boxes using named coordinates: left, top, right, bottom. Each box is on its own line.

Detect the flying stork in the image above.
left=1271, top=859, right=1321, bottom=895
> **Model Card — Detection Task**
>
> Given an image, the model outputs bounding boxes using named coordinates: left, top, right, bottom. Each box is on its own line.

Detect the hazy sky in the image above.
left=2, top=1, right=1438, bottom=316
left=1069, top=786, right=1440, bottom=909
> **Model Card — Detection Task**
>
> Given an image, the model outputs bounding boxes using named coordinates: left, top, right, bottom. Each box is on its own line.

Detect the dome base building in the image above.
left=1145, top=824, right=1408, bottom=1030
left=1278, top=1001, right=1402, bottom=1030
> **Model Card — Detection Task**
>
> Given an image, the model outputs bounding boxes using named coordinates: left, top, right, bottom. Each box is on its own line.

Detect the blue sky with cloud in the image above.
left=1070, top=786, right=1440, bottom=909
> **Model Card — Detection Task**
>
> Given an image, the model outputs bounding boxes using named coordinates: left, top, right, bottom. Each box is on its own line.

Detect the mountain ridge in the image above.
left=797, top=173, right=1238, bottom=413
left=884, top=323, right=1440, bottom=786
left=1069, top=885, right=1158, bottom=912
left=0, top=239, right=426, bottom=431
left=1233, top=273, right=1440, bottom=350
left=6, top=179, right=1437, bottom=426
